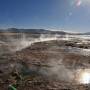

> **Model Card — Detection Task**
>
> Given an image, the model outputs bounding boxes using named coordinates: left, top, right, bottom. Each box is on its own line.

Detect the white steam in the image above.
left=39, top=59, right=75, bottom=82
left=10, top=34, right=90, bottom=52
left=9, top=34, right=58, bottom=52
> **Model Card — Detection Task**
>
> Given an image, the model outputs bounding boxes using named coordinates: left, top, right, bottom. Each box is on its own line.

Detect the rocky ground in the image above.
left=0, top=39, right=90, bottom=90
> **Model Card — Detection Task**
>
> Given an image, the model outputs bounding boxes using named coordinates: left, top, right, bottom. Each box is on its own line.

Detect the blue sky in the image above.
left=0, top=0, right=90, bottom=32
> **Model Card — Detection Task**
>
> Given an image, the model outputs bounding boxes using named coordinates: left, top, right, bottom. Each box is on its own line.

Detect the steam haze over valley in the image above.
left=0, top=0, right=90, bottom=90
left=0, top=28, right=90, bottom=90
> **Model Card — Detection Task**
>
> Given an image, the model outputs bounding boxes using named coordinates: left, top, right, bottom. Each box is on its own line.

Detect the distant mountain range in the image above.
left=0, top=28, right=90, bottom=35
left=0, top=28, right=66, bottom=35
